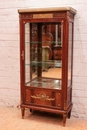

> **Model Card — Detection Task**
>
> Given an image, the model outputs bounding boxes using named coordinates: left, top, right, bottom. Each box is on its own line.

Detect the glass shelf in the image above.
left=26, top=77, right=62, bottom=90
left=25, top=41, right=62, bottom=45
left=26, top=60, right=62, bottom=68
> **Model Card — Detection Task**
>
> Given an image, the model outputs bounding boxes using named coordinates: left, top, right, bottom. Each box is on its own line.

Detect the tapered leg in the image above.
left=30, top=109, right=34, bottom=113
left=21, top=107, right=25, bottom=119
left=63, top=114, right=67, bottom=126
left=68, top=110, right=71, bottom=119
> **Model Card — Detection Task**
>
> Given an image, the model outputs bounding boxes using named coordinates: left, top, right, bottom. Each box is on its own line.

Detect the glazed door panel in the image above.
left=24, top=22, right=63, bottom=90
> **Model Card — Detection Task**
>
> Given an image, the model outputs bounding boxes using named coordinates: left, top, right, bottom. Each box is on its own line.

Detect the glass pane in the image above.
left=24, top=22, right=63, bottom=90
left=25, top=23, right=30, bottom=85
left=68, top=22, right=73, bottom=87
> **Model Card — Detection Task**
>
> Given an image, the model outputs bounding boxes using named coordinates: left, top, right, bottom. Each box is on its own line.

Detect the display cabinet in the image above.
left=18, top=7, right=76, bottom=126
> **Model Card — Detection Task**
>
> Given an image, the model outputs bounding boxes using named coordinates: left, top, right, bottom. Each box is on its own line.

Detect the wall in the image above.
left=0, top=0, right=87, bottom=119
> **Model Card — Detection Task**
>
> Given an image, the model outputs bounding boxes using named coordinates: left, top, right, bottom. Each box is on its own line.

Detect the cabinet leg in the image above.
left=63, top=114, right=67, bottom=126
left=30, top=109, right=34, bottom=113
left=21, top=107, right=25, bottom=119
left=68, top=110, right=71, bottom=119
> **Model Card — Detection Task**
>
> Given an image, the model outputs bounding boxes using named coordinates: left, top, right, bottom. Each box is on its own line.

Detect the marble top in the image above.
left=18, top=7, right=76, bottom=14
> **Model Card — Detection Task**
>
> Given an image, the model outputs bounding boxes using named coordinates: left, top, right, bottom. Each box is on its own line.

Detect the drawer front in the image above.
left=25, top=88, right=62, bottom=108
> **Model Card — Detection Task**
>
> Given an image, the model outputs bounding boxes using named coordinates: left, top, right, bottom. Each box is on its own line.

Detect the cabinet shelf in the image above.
left=26, top=60, right=62, bottom=68
left=25, top=41, right=62, bottom=45
left=26, top=77, right=61, bottom=90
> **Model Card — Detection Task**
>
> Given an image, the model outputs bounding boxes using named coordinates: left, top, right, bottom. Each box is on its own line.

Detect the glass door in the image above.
left=24, top=22, right=63, bottom=90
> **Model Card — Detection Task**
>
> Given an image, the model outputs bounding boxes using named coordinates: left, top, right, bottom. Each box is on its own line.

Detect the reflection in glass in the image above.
left=25, top=22, right=63, bottom=90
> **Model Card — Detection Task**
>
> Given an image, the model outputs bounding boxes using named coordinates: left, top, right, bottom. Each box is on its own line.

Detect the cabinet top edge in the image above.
left=18, top=6, right=76, bottom=14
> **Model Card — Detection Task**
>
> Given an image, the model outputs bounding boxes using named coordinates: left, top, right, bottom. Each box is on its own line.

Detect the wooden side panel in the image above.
left=67, top=87, right=72, bottom=105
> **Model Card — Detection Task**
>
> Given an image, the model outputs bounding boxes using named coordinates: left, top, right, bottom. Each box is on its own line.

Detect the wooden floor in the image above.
left=0, top=106, right=87, bottom=130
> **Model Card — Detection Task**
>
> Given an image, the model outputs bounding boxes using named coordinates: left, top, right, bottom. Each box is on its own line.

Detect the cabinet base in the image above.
left=20, top=104, right=72, bottom=126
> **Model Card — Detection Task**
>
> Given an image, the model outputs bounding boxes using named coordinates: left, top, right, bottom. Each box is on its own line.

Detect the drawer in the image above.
left=25, top=88, right=62, bottom=108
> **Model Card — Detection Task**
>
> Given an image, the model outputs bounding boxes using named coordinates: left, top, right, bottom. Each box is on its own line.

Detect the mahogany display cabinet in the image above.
left=18, top=7, right=76, bottom=126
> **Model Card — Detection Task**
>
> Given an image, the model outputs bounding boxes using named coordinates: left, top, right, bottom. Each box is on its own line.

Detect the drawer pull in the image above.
left=31, top=93, right=55, bottom=101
